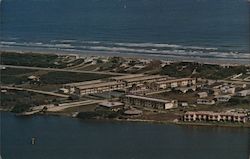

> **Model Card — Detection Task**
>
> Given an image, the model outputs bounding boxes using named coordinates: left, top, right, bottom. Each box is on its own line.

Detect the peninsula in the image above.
left=1, top=51, right=250, bottom=128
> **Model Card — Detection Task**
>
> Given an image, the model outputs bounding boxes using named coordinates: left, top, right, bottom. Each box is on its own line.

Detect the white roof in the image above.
left=28, top=75, right=38, bottom=79
left=99, top=102, right=124, bottom=108
left=76, top=81, right=121, bottom=90
left=64, top=80, right=103, bottom=87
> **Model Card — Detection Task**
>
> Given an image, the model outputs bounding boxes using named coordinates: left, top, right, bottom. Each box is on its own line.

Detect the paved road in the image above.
left=0, top=86, right=69, bottom=98
left=0, top=64, right=126, bottom=76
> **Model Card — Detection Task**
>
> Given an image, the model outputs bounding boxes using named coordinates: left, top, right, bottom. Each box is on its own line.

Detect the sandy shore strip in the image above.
left=1, top=46, right=250, bottom=65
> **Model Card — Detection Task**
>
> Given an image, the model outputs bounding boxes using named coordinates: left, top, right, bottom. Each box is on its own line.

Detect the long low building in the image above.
left=69, top=76, right=197, bottom=96
left=184, top=111, right=248, bottom=123
left=64, top=80, right=103, bottom=87
left=123, top=75, right=169, bottom=87
left=156, top=78, right=196, bottom=89
left=63, top=80, right=104, bottom=94
left=75, top=81, right=125, bottom=95
left=122, top=95, right=177, bottom=110
left=64, top=74, right=171, bottom=95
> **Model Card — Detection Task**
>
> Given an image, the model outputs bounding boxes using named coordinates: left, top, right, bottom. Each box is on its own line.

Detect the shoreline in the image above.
left=1, top=47, right=250, bottom=66
left=2, top=110, right=249, bottom=129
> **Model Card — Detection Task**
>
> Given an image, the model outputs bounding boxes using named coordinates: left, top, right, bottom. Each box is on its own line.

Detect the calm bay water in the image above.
left=1, top=112, right=249, bottom=159
left=0, top=0, right=250, bottom=60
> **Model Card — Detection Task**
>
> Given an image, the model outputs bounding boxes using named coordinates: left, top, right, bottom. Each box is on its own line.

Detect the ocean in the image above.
left=1, top=112, right=249, bottom=159
left=0, top=0, right=250, bottom=62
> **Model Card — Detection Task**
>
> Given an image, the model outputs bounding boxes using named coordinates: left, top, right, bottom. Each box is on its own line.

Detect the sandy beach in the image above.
left=1, top=46, right=250, bottom=65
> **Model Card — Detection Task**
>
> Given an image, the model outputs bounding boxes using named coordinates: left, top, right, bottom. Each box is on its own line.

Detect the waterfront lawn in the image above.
left=61, top=104, right=98, bottom=114
left=0, top=90, right=61, bottom=113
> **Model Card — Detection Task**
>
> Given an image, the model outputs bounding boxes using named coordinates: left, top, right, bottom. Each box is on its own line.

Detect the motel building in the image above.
left=123, top=75, right=170, bottom=88
left=156, top=78, right=196, bottom=89
left=63, top=75, right=196, bottom=96
left=75, top=81, right=125, bottom=96
left=122, top=95, right=177, bottom=110
left=184, top=111, right=248, bottom=123
left=63, top=80, right=103, bottom=94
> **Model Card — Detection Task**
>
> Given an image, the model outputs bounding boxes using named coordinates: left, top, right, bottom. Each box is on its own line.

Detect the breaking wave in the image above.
left=1, top=40, right=249, bottom=60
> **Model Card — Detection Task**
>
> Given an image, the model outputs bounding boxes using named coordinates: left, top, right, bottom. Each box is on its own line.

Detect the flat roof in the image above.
left=76, top=81, right=122, bottom=90
left=156, top=78, right=195, bottom=84
left=110, top=74, right=145, bottom=80
left=124, top=75, right=167, bottom=83
left=64, top=80, right=103, bottom=87
left=125, top=95, right=170, bottom=103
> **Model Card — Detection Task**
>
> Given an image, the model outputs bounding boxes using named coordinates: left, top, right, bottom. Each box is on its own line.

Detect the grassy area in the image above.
left=0, top=90, right=63, bottom=113
left=0, top=52, right=64, bottom=68
left=40, top=71, right=113, bottom=84
left=61, top=104, right=98, bottom=113
left=196, top=65, right=247, bottom=79
left=161, top=62, right=248, bottom=79
left=0, top=68, right=37, bottom=84
left=98, top=57, right=124, bottom=71
left=148, top=90, right=199, bottom=104
left=218, top=97, right=250, bottom=109
left=1, top=67, right=113, bottom=85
